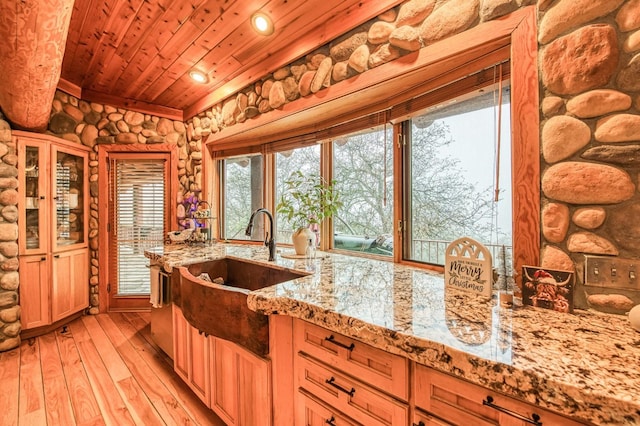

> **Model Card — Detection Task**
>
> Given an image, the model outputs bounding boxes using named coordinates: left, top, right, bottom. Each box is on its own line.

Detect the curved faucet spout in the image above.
left=245, top=208, right=276, bottom=261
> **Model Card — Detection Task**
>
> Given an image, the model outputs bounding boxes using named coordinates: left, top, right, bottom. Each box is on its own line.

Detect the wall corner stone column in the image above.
left=0, top=113, right=20, bottom=352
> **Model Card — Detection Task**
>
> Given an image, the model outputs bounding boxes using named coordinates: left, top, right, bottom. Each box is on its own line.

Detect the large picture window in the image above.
left=275, top=145, right=320, bottom=243
left=221, top=155, right=263, bottom=240
left=332, top=125, right=393, bottom=256
left=404, top=83, right=512, bottom=267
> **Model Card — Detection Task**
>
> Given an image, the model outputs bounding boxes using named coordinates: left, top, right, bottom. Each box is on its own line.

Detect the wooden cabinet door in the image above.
left=210, top=336, right=272, bottom=426
left=173, top=305, right=190, bottom=382
left=18, top=255, right=50, bottom=329
left=17, top=137, right=50, bottom=255
left=188, top=325, right=210, bottom=405
left=210, top=337, right=239, bottom=425
left=51, top=249, right=88, bottom=323
left=236, top=343, right=271, bottom=426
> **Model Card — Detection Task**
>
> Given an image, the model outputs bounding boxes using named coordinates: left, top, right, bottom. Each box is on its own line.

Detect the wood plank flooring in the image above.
left=0, top=312, right=225, bottom=426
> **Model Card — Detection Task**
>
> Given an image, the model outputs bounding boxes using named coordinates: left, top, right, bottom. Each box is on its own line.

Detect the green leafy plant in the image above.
left=276, top=171, right=342, bottom=230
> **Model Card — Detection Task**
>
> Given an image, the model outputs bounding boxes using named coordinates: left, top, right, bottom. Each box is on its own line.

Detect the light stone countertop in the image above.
left=145, top=242, right=640, bottom=425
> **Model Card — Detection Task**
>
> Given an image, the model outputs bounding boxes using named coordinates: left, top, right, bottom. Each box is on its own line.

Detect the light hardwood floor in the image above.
left=0, top=312, right=225, bottom=426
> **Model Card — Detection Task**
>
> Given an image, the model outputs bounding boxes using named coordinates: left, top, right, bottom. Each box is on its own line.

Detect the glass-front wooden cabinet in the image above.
left=17, top=131, right=90, bottom=334
left=53, top=145, right=86, bottom=251
left=23, top=141, right=48, bottom=253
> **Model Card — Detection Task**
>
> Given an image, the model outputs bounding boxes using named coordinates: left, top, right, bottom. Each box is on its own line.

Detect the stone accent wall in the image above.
left=48, top=91, right=190, bottom=313
left=184, top=0, right=534, bottom=137
left=0, top=113, right=20, bottom=352
left=538, top=0, right=640, bottom=312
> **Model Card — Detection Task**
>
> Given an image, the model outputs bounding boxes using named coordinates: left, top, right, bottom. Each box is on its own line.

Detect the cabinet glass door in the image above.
left=53, top=148, right=85, bottom=249
left=24, top=144, right=46, bottom=251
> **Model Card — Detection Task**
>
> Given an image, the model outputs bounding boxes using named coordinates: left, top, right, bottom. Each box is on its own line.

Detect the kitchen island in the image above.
left=146, top=243, right=640, bottom=425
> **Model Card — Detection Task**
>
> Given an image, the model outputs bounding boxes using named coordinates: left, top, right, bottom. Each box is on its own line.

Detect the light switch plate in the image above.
left=584, top=255, right=640, bottom=290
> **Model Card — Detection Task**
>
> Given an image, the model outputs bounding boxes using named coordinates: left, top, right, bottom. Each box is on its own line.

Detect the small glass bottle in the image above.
left=305, top=238, right=316, bottom=270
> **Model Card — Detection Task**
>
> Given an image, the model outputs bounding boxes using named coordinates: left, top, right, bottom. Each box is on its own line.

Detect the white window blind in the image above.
left=112, top=159, right=166, bottom=295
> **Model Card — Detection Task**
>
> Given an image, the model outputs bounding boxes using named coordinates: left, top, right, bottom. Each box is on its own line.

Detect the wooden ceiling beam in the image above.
left=82, top=89, right=184, bottom=121
left=0, top=0, right=75, bottom=130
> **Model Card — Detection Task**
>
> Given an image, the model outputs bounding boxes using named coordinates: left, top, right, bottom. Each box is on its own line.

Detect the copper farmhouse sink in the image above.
left=174, top=258, right=306, bottom=356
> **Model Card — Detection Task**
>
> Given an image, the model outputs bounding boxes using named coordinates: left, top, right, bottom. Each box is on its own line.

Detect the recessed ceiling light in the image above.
left=189, top=70, right=208, bottom=83
left=251, top=12, right=274, bottom=36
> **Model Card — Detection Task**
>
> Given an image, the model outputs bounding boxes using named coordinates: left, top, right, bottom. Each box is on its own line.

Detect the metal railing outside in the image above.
left=412, top=238, right=512, bottom=266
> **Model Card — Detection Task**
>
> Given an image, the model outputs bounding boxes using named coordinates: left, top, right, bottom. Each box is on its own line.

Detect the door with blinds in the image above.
left=108, top=154, right=170, bottom=310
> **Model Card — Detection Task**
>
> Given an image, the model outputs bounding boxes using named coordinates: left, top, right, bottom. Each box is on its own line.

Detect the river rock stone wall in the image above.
left=184, top=0, right=535, bottom=138
left=0, top=113, right=20, bottom=352
left=538, top=0, right=640, bottom=312
left=48, top=91, right=190, bottom=314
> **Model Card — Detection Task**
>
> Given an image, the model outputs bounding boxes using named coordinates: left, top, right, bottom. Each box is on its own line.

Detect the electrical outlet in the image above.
left=584, top=255, right=640, bottom=290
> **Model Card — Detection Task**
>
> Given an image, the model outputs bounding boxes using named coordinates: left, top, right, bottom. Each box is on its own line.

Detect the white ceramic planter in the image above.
left=292, top=227, right=315, bottom=255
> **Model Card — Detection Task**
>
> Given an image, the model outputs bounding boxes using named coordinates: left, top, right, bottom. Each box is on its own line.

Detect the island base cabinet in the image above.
left=413, top=364, right=586, bottom=426
left=173, top=305, right=272, bottom=426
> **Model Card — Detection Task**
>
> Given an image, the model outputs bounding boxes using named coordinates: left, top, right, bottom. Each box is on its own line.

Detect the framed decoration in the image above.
left=522, top=266, right=574, bottom=313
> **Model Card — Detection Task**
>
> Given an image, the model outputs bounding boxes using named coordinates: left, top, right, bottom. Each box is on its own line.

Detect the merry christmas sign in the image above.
left=445, top=237, right=493, bottom=298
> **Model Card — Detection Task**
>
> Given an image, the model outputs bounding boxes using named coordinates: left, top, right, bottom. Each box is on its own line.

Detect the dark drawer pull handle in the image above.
left=324, top=335, right=355, bottom=351
left=412, top=422, right=426, bottom=426
left=483, top=396, right=542, bottom=425
left=325, top=377, right=355, bottom=397
left=326, top=416, right=337, bottom=426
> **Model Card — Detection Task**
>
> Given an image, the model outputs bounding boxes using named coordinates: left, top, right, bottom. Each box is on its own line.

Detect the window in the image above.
left=221, top=155, right=264, bottom=240
left=404, top=83, right=512, bottom=267
left=333, top=125, right=393, bottom=256
left=210, top=9, right=538, bottom=271
left=274, top=145, right=320, bottom=243
left=112, top=159, right=166, bottom=295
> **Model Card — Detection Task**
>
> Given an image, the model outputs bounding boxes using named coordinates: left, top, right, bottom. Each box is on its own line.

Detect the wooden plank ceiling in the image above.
left=60, top=0, right=403, bottom=118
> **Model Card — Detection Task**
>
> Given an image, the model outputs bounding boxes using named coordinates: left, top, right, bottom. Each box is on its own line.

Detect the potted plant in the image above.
left=276, top=171, right=341, bottom=255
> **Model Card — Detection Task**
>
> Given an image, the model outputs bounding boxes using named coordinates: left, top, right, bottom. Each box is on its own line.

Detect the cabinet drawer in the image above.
left=296, top=389, right=360, bottom=426
left=296, top=353, right=408, bottom=426
left=294, top=319, right=408, bottom=401
left=413, top=408, right=453, bottom=426
left=414, top=364, right=586, bottom=426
